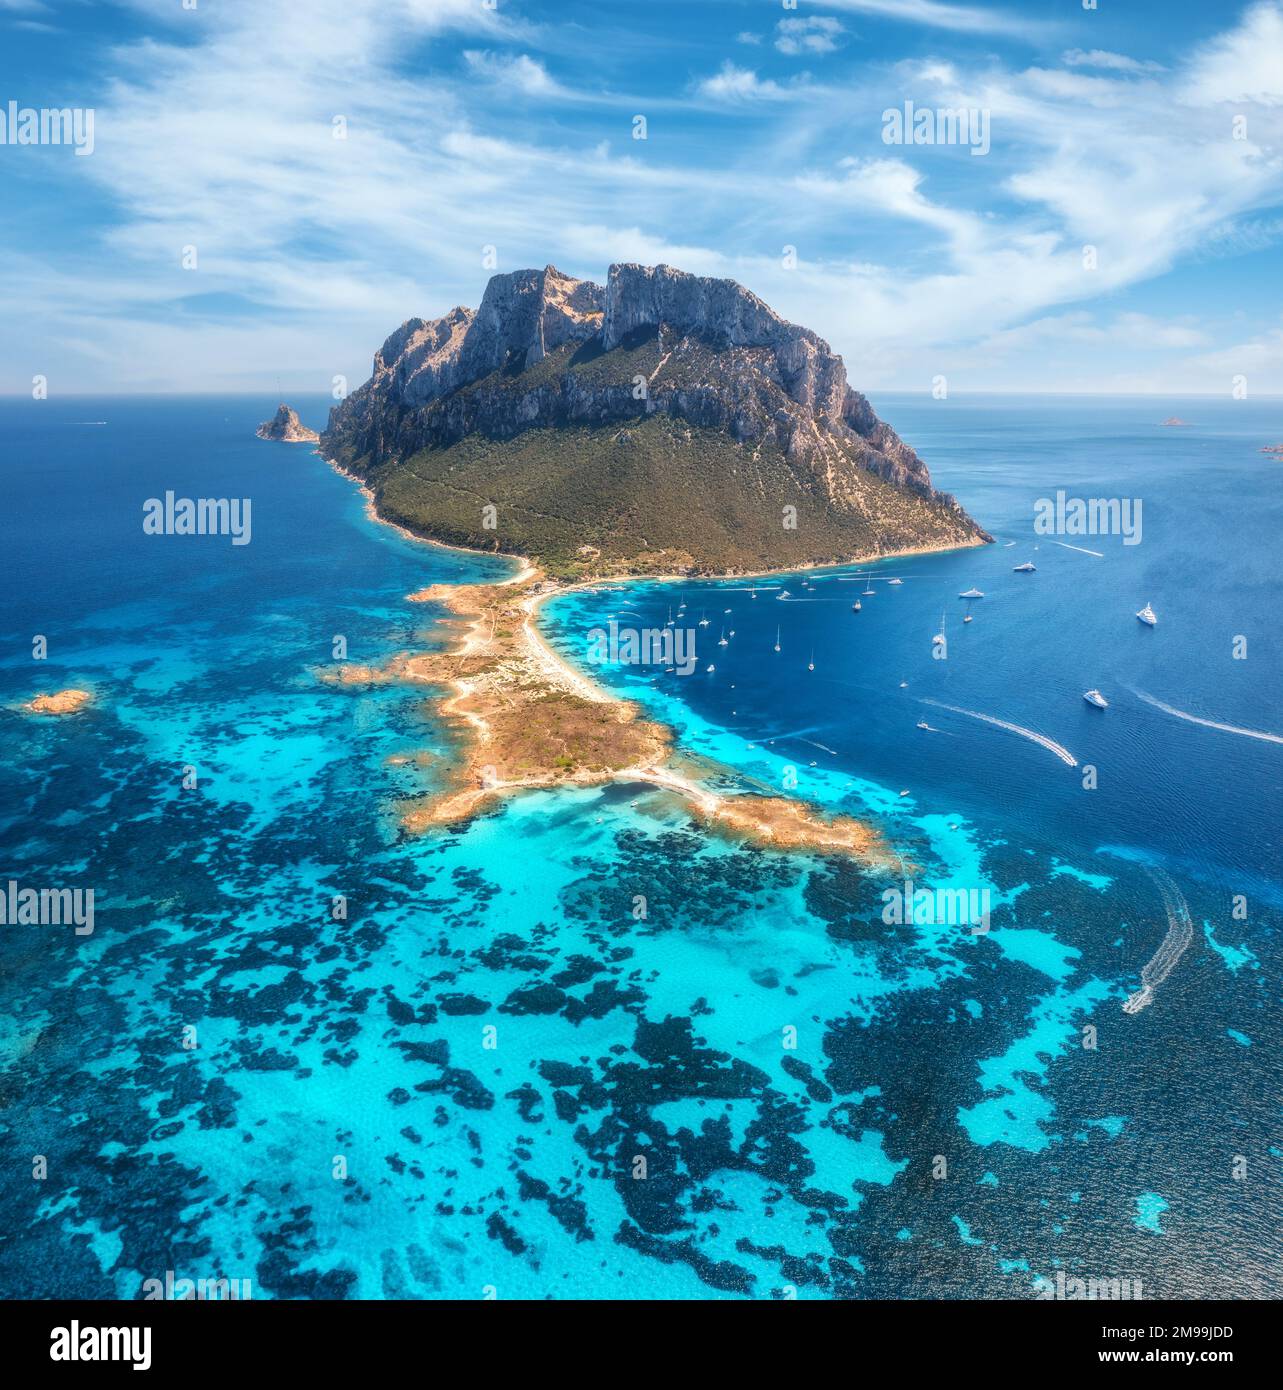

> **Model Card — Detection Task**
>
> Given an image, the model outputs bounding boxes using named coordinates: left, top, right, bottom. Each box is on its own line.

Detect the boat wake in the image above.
left=798, top=737, right=839, bottom=756
left=1051, top=540, right=1104, bottom=557
left=1122, top=868, right=1194, bottom=1014
left=921, top=699, right=1078, bottom=767
left=1130, top=688, right=1283, bottom=746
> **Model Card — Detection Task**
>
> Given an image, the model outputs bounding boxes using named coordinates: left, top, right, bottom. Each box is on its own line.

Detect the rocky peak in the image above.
left=256, top=403, right=318, bottom=443
left=458, top=264, right=603, bottom=381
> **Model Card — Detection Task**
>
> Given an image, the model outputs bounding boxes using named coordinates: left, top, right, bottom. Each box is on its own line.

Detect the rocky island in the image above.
left=322, top=262, right=989, bottom=578
left=22, top=688, right=92, bottom=715
left=256, top=403, right=319, bottom=443
left=318, top=262, right=987, bottom=856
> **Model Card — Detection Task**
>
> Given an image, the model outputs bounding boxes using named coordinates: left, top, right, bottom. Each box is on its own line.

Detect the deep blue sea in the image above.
left=1, top=392, right=1280, bottom=1300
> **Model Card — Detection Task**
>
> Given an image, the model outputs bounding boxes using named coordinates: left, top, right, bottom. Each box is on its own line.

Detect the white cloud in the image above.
left=1062, top=49, right=1165, bottom=75
left=695, top=62, right=789, bottom=102
left=462, top=50, right=567, bottom=99
left=822, top=0, right=1042, bottom=37
left=776, top=17, right=846, bottom=56
left=1182, top=0, right=1283, bottom=105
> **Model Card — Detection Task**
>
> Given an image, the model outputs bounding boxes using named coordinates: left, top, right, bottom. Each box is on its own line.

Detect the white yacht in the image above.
left=1136, top=602, right=1157, bottom=626
left=888, top=577, right=903, bottom=586
left=917, top=719, right=930, bottom=730
left=851, top=599, right=861, bottom=612
left=959, top=587, right=985, bottom=599
left=1013, top=561, right=1036, bottom=573
left=1083, top=689, right=1108, bottom=709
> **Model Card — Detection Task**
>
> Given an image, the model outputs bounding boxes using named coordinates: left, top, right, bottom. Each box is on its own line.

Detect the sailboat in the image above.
left=773, top=626, right=781, bottom=653
left=717, top=628, right=728, bottom=647
left=1136, top=602, right=1157, bottom=626
left=807, top=649, right=815, bottom=672
left=1083, top=689, right=1108, bottom=709
left=665, top=607, right=674, bottom=627
left=750, top=586, right=757, bottom=599
left=932, top=610, right=946, bottom=653
left=698, top=610, right=710, bottom=627
left=863, top=574, right=875, bottom=596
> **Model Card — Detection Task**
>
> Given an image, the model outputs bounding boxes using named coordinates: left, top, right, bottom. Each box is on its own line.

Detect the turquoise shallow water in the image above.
left=0, top=393, right=1280, bottom=1299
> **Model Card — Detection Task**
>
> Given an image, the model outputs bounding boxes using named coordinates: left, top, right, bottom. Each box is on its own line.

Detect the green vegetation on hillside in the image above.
left=359, top=414, right=977, bottom=580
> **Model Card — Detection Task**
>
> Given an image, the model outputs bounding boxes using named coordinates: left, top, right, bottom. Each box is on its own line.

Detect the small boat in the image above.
left=728, top=629, right=735, bottom=638
left=723, top=608, right=732, bottom=614
left=917, top=719, right=930, bottom=730
left=888, top=577, right=903, bottom=586
left=706, top=664, right=715, bottom=673
left=963, top=613, right=973, bottom=623
left=1083, top=689, right=1108, bottom=709
left=959, top=587, right=984, bottom=599
left=777, top=589, right=790, bottom=600
left=899, top=680, right=908, bottom=688
left=852, top=600, right=861, bottom=612
left=898, top=789, right=910, bottom=798
left=773, top=626, right=781, bottom=653
left=1013, top=561, right=1036, bottom=573
left=1136, top=602, right=1157, bottom=626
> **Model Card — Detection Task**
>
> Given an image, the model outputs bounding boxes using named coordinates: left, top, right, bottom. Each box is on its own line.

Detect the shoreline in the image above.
left=314, top=449, right=975, bottom=862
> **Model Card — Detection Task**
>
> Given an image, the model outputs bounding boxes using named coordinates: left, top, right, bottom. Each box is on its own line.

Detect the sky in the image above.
left=1, top=0, right=1281, bottom=395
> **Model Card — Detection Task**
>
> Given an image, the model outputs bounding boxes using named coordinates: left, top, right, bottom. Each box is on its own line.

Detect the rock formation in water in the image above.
left=257, top=403, right=319, bottom=443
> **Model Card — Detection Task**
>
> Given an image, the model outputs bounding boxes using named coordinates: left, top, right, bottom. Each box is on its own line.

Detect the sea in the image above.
left=0, top=391, right=1279, bottom=1300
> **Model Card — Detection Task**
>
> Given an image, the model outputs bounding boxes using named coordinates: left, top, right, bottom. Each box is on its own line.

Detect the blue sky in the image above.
left=1, top=0, right=1282, bottom=394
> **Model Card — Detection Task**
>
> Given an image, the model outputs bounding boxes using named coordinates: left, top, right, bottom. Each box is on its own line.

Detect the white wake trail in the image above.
left=1130, top=688, right=1283, bottom=747
left=1051, top=540, right=1104, bottom=557
left=920, top=699, right=1078, bottom=767
left=1122, top=868, right=1194, bottom=1014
